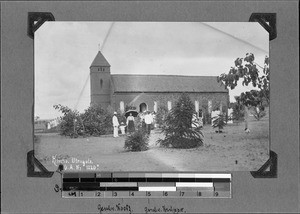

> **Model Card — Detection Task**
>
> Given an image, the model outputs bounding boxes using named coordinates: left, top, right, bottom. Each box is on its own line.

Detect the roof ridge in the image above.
left=111, top=74, right=218, bottom=78
left=111, top=74, right=227, bottom=93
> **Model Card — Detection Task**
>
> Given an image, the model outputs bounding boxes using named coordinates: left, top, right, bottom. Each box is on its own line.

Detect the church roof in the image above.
left=90, top=51, right=110, bottom=68
left=111, top=75, right=228, bottom=93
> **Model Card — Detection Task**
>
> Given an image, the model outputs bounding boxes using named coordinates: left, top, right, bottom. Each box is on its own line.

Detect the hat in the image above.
left=114, top=111, right=117, bottom=114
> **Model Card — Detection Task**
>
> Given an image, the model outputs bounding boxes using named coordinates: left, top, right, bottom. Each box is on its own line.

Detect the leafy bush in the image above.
left=230, top=97, right=245, bottom=122
left=212, top=114, right=226, bottom=133
left=81, top=105, right=113, bottom=136
left=54, top=104, right=115, bottom=138
left=53, top=104, right=83, bottom=137
left=155, top=105, right=169, bottom=128
left=124, top=128, right=149, bottom=152
left=157, top=93, right=204, bottom=149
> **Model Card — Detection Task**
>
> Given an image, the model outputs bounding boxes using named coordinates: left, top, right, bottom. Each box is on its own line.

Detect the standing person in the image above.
left=144, top=111, right=153, bottom=135
left=112, top=112, right=119, bottom=138
left=126, top=113, right=135, bottom=134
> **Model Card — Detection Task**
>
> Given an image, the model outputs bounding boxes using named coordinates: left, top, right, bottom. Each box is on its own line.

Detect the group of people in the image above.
left=112, top=111, right=155, bottom=138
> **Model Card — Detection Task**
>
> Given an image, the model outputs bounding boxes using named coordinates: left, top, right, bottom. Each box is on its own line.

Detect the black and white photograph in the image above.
left=34, top=22, right=270, bottom=172
left=1, top=1, right=299, bottom=213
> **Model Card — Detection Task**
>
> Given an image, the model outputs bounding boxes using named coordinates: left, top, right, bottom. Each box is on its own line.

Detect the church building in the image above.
left=90, top=51, right=229, bottom=114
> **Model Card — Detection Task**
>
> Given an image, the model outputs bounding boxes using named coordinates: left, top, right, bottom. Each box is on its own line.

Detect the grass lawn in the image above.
left=34, top=115, right=269, bottom=172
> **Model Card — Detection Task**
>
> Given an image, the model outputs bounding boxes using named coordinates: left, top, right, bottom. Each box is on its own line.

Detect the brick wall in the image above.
left=112, top=92, right=229, bottom=112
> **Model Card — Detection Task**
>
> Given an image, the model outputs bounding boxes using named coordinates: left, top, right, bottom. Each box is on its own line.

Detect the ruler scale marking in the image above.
left=62, top=173, right=231, bottom=198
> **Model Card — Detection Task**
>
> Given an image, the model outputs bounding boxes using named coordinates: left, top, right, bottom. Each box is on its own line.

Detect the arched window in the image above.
left=139, top=103, right=147, bottom=112
left=167, top=101, right=172, bottom=111
left=120, top=101, right=125, bottom=113
left=100, top=79, right=103, bottom=89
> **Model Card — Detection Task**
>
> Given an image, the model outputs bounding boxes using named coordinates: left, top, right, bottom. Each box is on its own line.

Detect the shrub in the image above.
left=53, top=104, right=83, bottom=137
left=81, top=105, right=113, bottom=136
left=124, top=128, right=149, bottom=152
left=155, top=105, right=169, bottom=128
left=230, top=97, right=245, bottom=122
left=157, top=93, right=204, bottom=149
left=54, top=104, right=115, bottom=138
left=212, top=114, right=226, bottom=133
left=231, top=105, right=245, bottom=122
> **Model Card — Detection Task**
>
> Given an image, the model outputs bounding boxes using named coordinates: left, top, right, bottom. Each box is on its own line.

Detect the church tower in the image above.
left=90, top=51, right=111, bottom=109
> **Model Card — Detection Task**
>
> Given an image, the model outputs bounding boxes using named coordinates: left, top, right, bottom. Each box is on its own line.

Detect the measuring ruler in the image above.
left=62, top=172, right=231, bottom=198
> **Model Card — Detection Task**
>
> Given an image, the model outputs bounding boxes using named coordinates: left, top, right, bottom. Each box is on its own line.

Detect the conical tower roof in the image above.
left=90, top=51, right=110, bottom=68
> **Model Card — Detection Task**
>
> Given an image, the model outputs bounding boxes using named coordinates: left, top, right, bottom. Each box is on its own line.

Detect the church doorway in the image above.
left=139, top=103, right=147, bottom=113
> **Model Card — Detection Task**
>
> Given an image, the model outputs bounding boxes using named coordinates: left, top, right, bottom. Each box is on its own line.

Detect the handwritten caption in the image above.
left=97, top=203, right=186, bottom=214
left=52, top=155, right=100, bottom=171
left=144, top=206, right=186, bottom=214
left=98, top=203, right=133, bottom=214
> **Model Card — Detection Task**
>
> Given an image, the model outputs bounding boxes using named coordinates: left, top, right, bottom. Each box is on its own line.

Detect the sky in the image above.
left=35, top=22, right=268, bottom=120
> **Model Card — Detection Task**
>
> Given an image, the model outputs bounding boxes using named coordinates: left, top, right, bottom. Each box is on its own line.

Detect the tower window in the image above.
left=154, top=101, right=158, bottom=113
left=167, top=101, right=172, bottom=111
left=100, top=79, right=103, bottom=88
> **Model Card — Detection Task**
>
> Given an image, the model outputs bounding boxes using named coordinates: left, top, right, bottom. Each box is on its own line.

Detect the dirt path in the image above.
left=35, top=117, right=269, bottom=172
left=143, top=121, right=269, bottom=172
left=35, top=134, right=178, bottom=171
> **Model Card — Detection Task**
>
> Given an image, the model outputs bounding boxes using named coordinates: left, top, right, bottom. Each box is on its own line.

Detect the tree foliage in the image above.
left=250, top=106, right=266, bottom=121
left=212, top=114, right=226, bottom=133
left=155, top=105, right=169, bottom=128
left=53, top=104, right=83, bottom=137
left=81, top=105, right=113, bottom=136
left=53, top=104, right=114, bottom=138
left=218, top=53, right=269, bottom=107
left=230, top=96, right=245, bottom=121
left=157, top=93, right=203, bottom=149
left=124, top=128, right=149, bottom=152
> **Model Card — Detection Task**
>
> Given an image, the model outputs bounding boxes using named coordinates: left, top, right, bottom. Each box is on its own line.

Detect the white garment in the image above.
left=113, top=126, right=119, bottom=137
left=144, top=114, right=153, bottom=125
left=112, top=115, right=119, bottom=127
left=112, top=115, right=119, bottom=137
